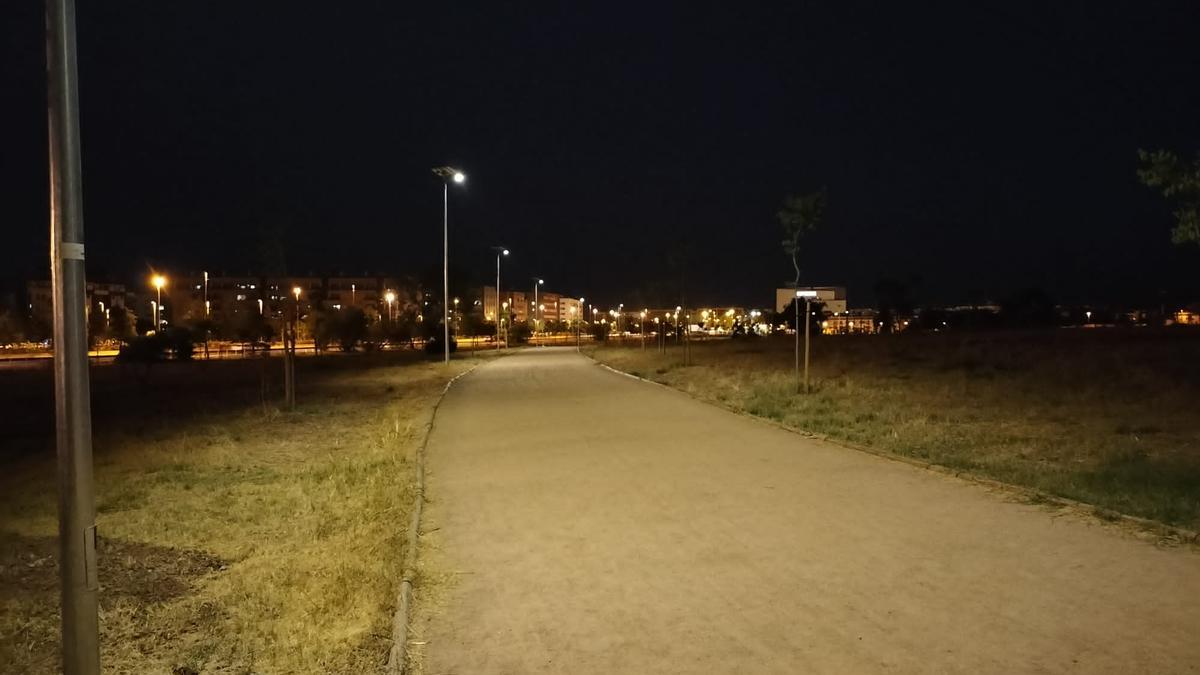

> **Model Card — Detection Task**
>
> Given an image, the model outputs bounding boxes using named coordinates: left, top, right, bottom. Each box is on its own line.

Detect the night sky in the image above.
left=3, top=1, right=1199, bottom=308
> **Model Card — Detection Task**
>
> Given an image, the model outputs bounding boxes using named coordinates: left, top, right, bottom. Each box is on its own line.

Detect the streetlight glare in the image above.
left=292, top=286, right=302, bottom=298
left=503, top=249, right=509, bottom=256
left=385, top=291, right=396, bottom=303
left=453, top=172, right=466, bottom=183
left=151, top=274, right=166, bottom=289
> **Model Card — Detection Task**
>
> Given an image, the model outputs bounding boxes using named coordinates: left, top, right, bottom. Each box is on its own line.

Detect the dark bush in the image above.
left=424, top=336, right=458, bottom=355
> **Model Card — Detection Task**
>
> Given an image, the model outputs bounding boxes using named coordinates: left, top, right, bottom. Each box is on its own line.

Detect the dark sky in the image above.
left=3, top=1, right=1199, bottom=308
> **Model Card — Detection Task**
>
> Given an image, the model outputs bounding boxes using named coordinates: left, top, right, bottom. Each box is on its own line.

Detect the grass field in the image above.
left=591, top=329, right=1200, bottom=532
left=0, top=352, right=480, bottom=673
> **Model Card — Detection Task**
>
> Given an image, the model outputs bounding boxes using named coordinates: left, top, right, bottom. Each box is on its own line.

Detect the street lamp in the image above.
left=640, top=310, right=647, bottom=350
left=795, top=289, right=818, bottom=393
left=151, top=274, right=166, bottom=328
left=433, top=166, right=466, bottom=364
left=385, top=290, right=396, bottom=322
left=532, top=278, right=544, bottom=337
left=493, top=247, right=509, bottom=350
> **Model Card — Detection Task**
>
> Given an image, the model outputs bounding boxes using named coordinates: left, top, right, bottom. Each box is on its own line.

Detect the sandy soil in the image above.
left=412, top=348, right=1200, bottom=674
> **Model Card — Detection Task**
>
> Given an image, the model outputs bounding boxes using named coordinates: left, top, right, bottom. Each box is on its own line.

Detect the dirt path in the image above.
left=412, top=349, right=1200, bottom=674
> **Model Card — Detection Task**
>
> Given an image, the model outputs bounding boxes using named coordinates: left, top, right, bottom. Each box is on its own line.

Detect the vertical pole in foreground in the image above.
left=47, top=0, right=100, bottom=671
left=803, top=299, right=811, bottom=394
left=794, top=298, right=801, bottom=393
left=442, top=182, right=450, bottom=364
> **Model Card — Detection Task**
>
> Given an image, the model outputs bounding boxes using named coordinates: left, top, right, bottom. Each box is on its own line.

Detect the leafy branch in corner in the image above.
left=1137, top=149, right=1200, bottom=246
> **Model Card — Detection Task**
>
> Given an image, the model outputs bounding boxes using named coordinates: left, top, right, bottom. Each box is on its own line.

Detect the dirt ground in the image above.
left=412, top=348, right=1200, bottom=674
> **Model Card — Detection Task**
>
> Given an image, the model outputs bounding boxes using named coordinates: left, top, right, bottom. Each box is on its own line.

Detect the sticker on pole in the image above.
left=61, top=242, right=85, bottom=260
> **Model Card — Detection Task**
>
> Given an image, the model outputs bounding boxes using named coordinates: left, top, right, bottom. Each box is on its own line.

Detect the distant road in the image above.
left=415, top=348, right=1200, bottom=674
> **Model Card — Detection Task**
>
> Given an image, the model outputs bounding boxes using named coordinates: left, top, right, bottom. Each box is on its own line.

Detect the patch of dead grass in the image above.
left=0, top=354, right=481, bottom=673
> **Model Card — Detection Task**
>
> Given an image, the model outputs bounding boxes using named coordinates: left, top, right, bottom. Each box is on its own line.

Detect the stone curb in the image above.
left=386, top=364, right=480, bottom=675
left=585, top=353, right=1200, bottom=548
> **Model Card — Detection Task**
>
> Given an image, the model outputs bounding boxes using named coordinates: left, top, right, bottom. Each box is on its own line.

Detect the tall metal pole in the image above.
left=47, top=0, right=100, bottom=670
left=794, top=298, right=801, bottom=392
left=442, top=182, right=450, bottom=363
left=803, top=299, right=812, bottom=394
left=203, top=271, right=210, bottom=359
left=495, top=252, right=502, bottom=351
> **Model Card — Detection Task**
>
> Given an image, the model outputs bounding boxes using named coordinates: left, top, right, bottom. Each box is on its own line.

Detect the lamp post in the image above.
left=795, top=290, right=818, bottom=393
left=151, top=274, right=165, bottom=329
left=47, top=0, right=100, bottom=667
left=202, top=271, right=210, bottom=359
left=493, top=247, right=509, bottom=350
left=285, top=286, right=300, bottom=410
left=532, top=278, right=544, bottom=341
left=640, top=310, right=647, bottom=350
left=385, top=291, right=396, bottom=325
left=432, top=167, right=466, bottom=364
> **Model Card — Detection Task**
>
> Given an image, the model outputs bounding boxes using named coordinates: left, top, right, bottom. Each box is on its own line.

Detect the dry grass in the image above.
left=591, top=330, right=1200, bottom=531
left=0, top=352, right=482, bottom=674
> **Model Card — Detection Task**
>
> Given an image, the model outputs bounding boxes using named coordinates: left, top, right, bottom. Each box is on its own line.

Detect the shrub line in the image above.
left=586, top=354, right=1200, bottom=547
left=386, top=363, right=480, bottom=675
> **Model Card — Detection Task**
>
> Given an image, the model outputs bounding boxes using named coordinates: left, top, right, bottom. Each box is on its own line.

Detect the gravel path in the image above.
left=413, top=348, right=1200, bottom=674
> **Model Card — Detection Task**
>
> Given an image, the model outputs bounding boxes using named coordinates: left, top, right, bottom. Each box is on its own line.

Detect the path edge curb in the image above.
left=385, top=363, right=479, bottom=674
left=585, top=353, right=1200, bottom=547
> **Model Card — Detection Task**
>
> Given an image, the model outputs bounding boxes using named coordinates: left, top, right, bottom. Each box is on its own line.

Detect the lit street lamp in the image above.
left=151, top=274, right=166, bottom=329
left=640, top=310, right=647, bottom=350
left=493, top=247, right=509, bottom=350
left=433, top=166, right=466, bottom=364
left=385, top=290, right=396, bottom=323
left=532, top=278, right=544, bottom=338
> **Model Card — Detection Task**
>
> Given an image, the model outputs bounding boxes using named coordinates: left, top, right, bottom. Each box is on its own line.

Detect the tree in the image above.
left=87, top=306, right=108, bottom=348
left=231, top=311, right=275, bottom=346
left=776, top=189, right=827, bottom=286
left=340, top=308, right=369, bottom=352
left=773, top=299, right=826, bottom=337
left=0, top=309, right=24, bottom=345
left=109, top=306, right=136, bottom=340
left=1137, top=149, right=1200, bottom=245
